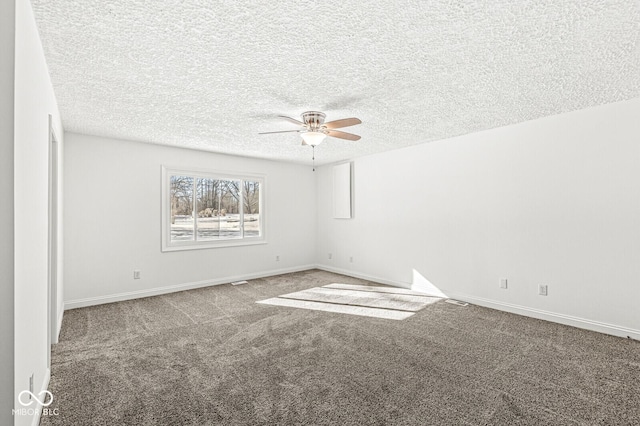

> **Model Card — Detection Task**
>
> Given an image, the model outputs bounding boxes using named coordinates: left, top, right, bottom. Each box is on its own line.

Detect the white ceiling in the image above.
left=31, top=0, right=640, bottom=165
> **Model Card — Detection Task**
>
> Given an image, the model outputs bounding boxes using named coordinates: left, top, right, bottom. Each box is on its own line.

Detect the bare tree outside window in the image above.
left=170, top=176, right=194, bottom=241
left=243, top=181, right=260, bottom=237
left=196, top=178, right=241, bottom=240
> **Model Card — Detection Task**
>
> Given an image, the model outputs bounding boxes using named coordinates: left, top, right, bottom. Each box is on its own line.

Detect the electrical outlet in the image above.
left=133, top=270, right=141, bottom=279
left=275, top=255, right=280, bottom=262
left=499, top=278, right=508, bottom=289
left=538, top=284, right=548, bottom=296
left=328, top=253, right=332, bottom=260
left=349, top=256, right=353, bottom=263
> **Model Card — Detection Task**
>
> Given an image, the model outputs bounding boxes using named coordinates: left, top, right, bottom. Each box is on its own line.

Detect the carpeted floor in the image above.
left=257, top=283, right=443, bottom=320
left=42, top=269, right=640, bottom=425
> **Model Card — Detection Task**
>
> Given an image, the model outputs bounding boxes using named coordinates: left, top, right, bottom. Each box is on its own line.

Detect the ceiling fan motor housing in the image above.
left=302, top=111, right=326, bottom=130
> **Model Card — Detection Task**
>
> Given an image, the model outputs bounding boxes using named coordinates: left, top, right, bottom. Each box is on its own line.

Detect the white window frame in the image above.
left=161, top=166, right=266, bottom=251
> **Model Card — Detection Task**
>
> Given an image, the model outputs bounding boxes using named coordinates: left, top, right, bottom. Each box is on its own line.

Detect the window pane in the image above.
left=196, top=178, right=218, bottom=241
left=196, top=179, right=241, bottom=240
left=219, top=180, right=241, bottom=238
left=243, top=181, right=261, bottom=237
left=170, top=176, right=194, bottom=241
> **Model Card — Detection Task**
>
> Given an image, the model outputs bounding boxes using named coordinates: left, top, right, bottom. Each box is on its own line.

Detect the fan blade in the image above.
left=327, top=130, right=361, bottom=141
left=277, top=115, right=305, bottom=126
left=324, top=117, right=361, bottom=129
left=258, top=130, right=303, bottom=135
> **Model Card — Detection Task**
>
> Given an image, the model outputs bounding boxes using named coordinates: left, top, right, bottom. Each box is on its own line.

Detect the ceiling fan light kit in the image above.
left=300, top=131, right=327, bottom=147
left=259, top=110, right=362, bottom=169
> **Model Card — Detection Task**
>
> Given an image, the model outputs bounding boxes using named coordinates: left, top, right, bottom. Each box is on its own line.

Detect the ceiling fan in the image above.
left=259, top=111, right=362, bottom=147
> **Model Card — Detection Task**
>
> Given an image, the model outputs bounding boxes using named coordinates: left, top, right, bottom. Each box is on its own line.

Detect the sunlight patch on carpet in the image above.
left=256, top=283, right=442, bottom=320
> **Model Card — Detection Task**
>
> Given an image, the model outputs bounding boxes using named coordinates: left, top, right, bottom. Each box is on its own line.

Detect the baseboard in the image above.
left=64, top=264, right=317, bottom=310
left=315, top=264, right=640, bottom=341
left=30, top=368, right=50, bottom=426
left=444, top=291, right=640, bottom=341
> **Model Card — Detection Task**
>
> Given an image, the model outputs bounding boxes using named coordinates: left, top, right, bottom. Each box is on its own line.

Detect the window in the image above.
left=162, top=167, right=264, bottom=251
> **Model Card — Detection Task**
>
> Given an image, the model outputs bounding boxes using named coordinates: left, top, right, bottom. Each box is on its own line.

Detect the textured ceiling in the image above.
left=31, top=0, right=640, bottom=165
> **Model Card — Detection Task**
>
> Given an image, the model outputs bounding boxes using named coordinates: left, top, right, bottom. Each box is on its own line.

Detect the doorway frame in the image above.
left=47, top=115, right=60, bottom=362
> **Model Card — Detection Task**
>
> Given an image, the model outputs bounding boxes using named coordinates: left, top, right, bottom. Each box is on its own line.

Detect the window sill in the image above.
left=162, top=238, right=267, bottom=252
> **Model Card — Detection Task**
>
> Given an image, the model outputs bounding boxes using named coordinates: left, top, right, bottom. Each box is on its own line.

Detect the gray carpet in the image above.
left=42, top=269, right=640, bottom=425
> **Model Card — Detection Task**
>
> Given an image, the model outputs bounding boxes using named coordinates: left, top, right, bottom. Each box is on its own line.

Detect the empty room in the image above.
left=2, top=0, right=639, bottom=425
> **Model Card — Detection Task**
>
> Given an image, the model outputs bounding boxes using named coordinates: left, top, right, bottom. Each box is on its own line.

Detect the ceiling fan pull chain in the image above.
left=312, top=145, right=315, bottom=172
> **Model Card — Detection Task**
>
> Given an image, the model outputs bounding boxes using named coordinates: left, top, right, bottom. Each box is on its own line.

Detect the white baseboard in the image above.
left=64, top=264, right=316, bottom=310
left=64, top=263, right=639, bottom=341
left=30, top=368, right=51, bottom=426
left=315, top=264, right=640, bottom=341
left=444, top=291, right=640, bottom=341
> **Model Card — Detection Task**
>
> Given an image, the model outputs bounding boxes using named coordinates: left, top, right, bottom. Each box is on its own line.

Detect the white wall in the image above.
left=316, top=98, right=640, bottom=339
left=0, top=1, right=15, bottom=424
left=14, top=0, right=65, bottom=425
left=63, top=133, right=316, bottom=306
